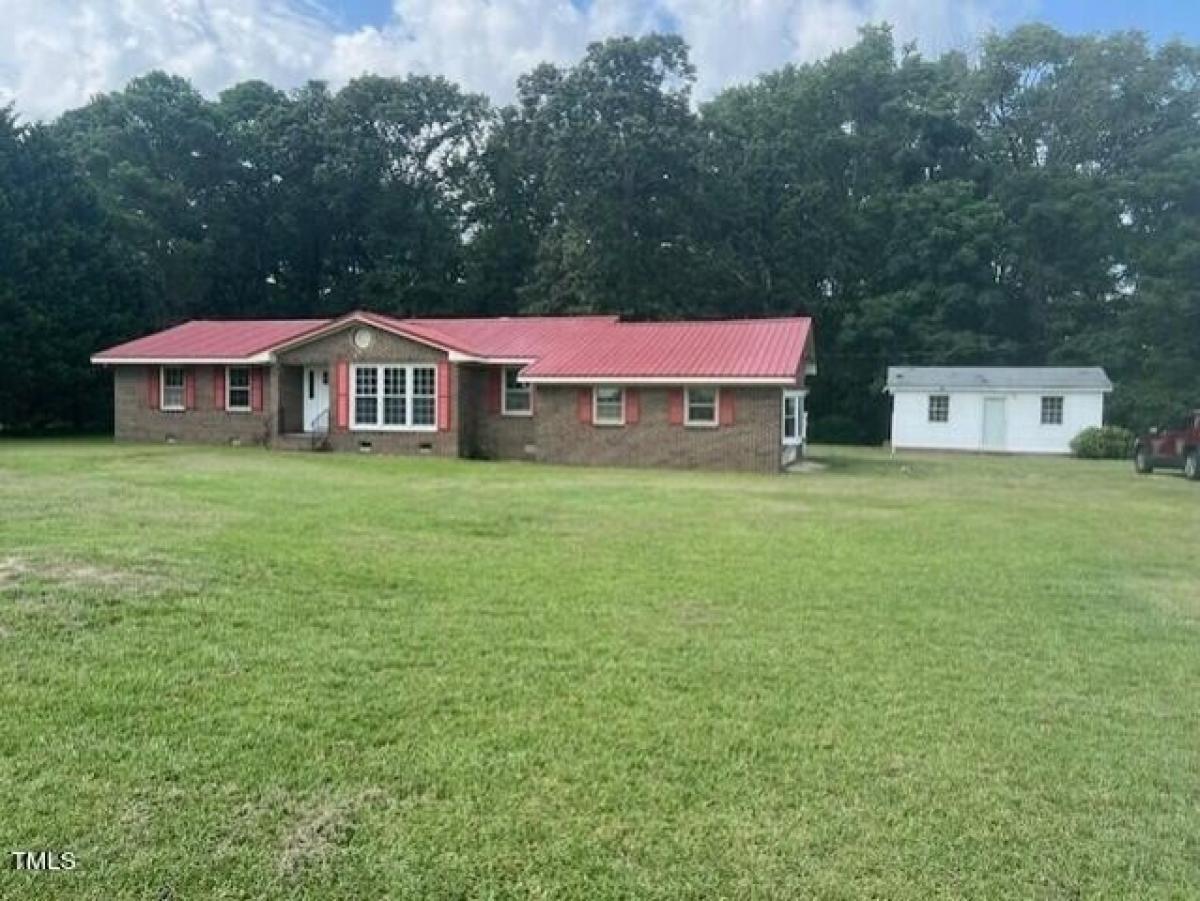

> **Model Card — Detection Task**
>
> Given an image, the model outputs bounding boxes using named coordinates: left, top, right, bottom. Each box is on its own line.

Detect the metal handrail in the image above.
left=309, top=408, right=329, bottom=450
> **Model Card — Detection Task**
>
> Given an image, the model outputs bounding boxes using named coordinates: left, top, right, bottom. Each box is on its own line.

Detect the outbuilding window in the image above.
left=226, top=366, right=251, bottom=411
left=352, top=364, right=436, bottom=430
left=502, top=367, right=532, bottom=415
left=782, top=391, right=806, bottom=445
left=928, top=394, right=949, bottom=423
left=593, top=387, right=625, bottom=426
left=1041, top=395, right=1064, bottom=425
left=685, top=388, right=718, bottom=426
left=161, top=366, right=185, bottom=411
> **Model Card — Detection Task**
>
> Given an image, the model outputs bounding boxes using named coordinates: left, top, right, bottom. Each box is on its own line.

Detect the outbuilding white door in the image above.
left=982, top=397, right=1006, bottom=451
left=303, top=366, right=330, bottom=432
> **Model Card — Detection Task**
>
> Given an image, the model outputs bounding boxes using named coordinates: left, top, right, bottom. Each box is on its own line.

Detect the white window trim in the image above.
left=592, top=386, right=625, bottom=426
left=782, top=389, right=806, bottom=446
left=684, top=387, right=720, bottom=428
left=226, top=365, right=252, bottom=413
left=1040, top=395, right=1064, bottom=426
left=160, top=366, right=185, bottom=412
left=350, top=363, right=438, bottom=432
left=501, top=366, right=533, bottom=417
left=928, top=394, right=950, bottom=424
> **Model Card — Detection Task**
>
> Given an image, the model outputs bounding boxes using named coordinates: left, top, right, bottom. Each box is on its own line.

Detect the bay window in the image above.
left=352, top=364, right=436, bottom=430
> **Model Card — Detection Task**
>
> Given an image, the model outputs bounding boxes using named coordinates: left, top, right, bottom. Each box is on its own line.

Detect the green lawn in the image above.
left=0, top=441, right=1197, bottom=899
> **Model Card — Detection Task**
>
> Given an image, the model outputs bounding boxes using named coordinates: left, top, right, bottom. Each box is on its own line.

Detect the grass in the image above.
left=0, top=440, right=1197, bottom=899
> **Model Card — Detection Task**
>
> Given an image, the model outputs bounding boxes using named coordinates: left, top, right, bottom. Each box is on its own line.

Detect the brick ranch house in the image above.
left=91, top=311, right=815, bottom=473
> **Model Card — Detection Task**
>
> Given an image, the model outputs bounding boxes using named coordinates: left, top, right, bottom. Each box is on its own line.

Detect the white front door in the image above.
left=302, top=366, right=330, bottom=432
left=982, top=397, right=1006, bottom=450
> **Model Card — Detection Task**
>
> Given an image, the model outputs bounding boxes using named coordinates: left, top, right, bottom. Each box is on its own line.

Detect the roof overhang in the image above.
left=521, top=375, right=798, bottom=386
left=447, top=353, right=537, bottom=365
left=91, top=354, right=273, bottom=365
left=266, top=311, right=463, bottom=357
left=885, top=385, right=1113, bottom=394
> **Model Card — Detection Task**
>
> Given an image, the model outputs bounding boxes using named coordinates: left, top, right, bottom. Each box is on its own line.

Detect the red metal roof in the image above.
left=372, top=313, right=619, bottom=358
left=93, top=312, right=812, bottom=381
left=93, top=319, right=329, bottom=361
left=520, top=318, right=812, bottom=380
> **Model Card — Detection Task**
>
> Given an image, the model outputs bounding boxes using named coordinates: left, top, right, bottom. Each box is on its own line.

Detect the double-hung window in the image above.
left=227, top=366, right=251, bottom=411
left=928, top=394, right=949, bottom=423
left=383, top=366, right=407, bottom=426
left=161, top=366, right=185, bottom=411
left=593, top=387, right=625, bottom=425
left=782, top=390, right=806, bottom=445
left=1041, top=395, right=1063, bottom=425
left=351, top=364, right=436, bottom=430
left=502, top=367, right=532, bottom=415
left=685, top=388, right=718, bottom=426
left=411, top=366, right=435, bottom=427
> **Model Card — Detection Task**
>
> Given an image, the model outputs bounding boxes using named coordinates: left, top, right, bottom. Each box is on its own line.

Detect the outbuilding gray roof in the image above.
left=885, top=366, right=1112, bottom=392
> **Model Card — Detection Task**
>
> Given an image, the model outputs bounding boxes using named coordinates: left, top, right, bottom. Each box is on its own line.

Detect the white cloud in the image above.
left=0, top=0, right=1020, bottom=120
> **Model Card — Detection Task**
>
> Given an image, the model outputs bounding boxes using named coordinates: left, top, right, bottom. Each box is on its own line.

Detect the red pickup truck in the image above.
left=1134, top=410, right=1200, bottom=479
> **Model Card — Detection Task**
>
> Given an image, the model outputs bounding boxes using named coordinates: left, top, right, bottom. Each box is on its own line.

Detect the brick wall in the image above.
left=533, top=385, right=783, bottom=473
left=275, top=323, right=459, bottom=457
left=110, top=331, right=789, bottom=472
left=113, top=365, right=273, bottom=445
left=458, top=365, right=537, bottom=460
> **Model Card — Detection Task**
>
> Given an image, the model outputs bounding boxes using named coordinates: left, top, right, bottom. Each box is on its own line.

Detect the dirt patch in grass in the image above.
left=0, top=554, right=170, bottom=595
left=277, top=789, right=384, bottom=878
left=0, top=557, right=27, bottom=587
left=0, top=554, right=179, bottom=636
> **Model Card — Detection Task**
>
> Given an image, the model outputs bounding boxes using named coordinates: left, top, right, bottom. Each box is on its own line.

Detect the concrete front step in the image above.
left=273, top=432, right=330, bottom=452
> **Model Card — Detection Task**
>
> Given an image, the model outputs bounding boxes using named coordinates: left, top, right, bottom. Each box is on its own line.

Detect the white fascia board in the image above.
left=268, top=313, right=459, bottom=356
left=446, top=352, right=537, bottom=365
left=886, top=386, right=1109, bottom=395
left=91, top=354, right=272, bottom=365
left=520, top=375, right=796, bottom=386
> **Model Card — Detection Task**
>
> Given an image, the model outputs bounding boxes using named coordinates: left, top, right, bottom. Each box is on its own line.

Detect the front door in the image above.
left=302, top=366, right=330, bottom=433
left=982, top=397, right=1006, bottom=451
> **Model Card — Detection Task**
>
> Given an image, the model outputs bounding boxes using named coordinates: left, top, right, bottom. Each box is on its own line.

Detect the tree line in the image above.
left=1, top=24, right=1197, bottom=441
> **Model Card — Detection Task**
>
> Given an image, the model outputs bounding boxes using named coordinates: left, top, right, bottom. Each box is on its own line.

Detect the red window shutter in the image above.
left=335, top=359, right=349, bottom=430
left=146, top=366, right=159, bottom=409
left=212, top=366, right=225, bottom=410
left=184, top=369, right=196, bottom=410
left=577, top=388, right=592, bottom=424
left=250, top=368, right=264, bottom=412
left=487, top=368, right=502, bottom=414
left=626, top=388, right=640, bottom=424
left=667, top=388, right=684, bottom=425
left=437, top=361, right=451, bottom=431
left=719, top=389, right=735, bottom=426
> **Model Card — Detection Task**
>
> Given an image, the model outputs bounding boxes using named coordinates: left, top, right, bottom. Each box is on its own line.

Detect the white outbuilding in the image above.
left=885, top=367, right=1113, bottom=454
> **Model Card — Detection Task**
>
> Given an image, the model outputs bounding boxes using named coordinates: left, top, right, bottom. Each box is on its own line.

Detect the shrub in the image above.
left=1070, top=425, right=1135, bottom=459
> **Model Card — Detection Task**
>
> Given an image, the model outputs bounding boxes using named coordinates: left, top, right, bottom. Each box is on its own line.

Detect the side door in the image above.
left=982, top=397, right=1007, bottom=451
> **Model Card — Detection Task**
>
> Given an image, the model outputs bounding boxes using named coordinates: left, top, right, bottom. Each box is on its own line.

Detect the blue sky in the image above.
left=330, top=0, right=1200, bottom=43
left=3, top=0, right=1198, bottom=121
left=1019, top=0, right=1200, bottom=42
